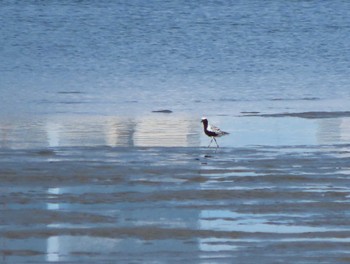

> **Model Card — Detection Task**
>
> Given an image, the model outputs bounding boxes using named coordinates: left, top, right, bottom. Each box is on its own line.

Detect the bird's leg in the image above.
left=208, top=137, right=213, bottom=148
left=213, top=137, right=219, bottom=148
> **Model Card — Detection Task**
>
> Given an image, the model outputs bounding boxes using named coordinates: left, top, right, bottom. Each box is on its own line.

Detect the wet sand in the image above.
left=0, top=114, right=350, bottom=263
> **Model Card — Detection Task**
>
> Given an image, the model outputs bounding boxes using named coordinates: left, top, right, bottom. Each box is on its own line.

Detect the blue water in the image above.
left=2, top=0, right=350, bottom=117
left=2, top=2, right=350, bottom=263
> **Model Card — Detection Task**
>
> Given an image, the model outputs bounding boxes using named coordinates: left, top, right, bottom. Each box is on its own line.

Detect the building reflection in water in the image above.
left=315, top=117, right=350, bottom=160
left=316, top=118, right=342, bottom=145
left=42, top=114, right=200, bottom=262
left=46, top=122, right=62, bottom=262
left=41, top=115, right=200, bottom=148
left=104, top=117, right=136, bottom=147
left=0, top=124, right=11, bottom=149
left=339, top=118, right=350, bottom=142
left=316, top=117, right=350, bottom=144
left=2, top=115, right=350, bottom=149
left=46, top=122, right=61, bottom=147
left=6, top=115, right=349, bottom=260
left=133, top=115, right=199, bottom=147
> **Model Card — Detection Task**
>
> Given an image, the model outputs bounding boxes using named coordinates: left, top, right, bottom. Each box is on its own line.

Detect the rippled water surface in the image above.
left=1, top=0, right=350, bottom=116
left=2, top=145, right=350, bottom=263
left=2, top=0, right=350, bottom=263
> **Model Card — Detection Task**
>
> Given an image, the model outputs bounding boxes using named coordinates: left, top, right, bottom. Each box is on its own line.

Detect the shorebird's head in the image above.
left=201, top=117, right=208, bottom=125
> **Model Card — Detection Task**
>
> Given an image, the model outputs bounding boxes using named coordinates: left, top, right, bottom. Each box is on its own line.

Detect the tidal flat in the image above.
left=1, top=138, right=350, bottom=263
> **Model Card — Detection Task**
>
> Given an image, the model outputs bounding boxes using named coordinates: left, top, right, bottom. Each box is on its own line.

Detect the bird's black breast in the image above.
left=205, top=130, right=218, bottom=137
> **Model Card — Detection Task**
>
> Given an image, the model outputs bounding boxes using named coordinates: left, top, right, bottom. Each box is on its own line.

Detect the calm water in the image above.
left=2, top=1, right=350, bottom=263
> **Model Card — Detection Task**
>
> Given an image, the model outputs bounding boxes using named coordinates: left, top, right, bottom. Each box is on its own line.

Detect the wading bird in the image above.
left=201, top=117, right=229, bottom=149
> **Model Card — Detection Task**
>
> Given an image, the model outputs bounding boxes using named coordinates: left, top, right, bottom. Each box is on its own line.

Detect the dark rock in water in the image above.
left=241, top=111, right=260, bottom=114
left=57, top=91, right=84, bottom=94
left=152, top=110, right=173, bottom=113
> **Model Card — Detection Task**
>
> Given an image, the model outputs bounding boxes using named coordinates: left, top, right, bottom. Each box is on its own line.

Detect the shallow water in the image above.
left=2, top=114, right=350, bottom=262
left=2, top=0, right=350, bottom=262
left=1, top=113, right=350, bottom=149
left=1, top=144, right=350, bottom=263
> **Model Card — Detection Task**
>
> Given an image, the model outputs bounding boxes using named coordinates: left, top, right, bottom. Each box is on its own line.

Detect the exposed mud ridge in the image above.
left=244, top=111, right=350, bottom=119
left=1, top=145, right=350, bottom=263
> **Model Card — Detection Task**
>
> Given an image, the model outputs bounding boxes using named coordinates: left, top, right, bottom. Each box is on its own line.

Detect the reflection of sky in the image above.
left=2, top=114, right=350, bottom=261
left=47, top=187, right=60, bottom=262
left=197, top=209, right=347, bottom=254
left=199, top=211, right=340, bottom=233
left=202, top=115, right=350, bottom=147
left=205, top=116, right=318, bottom=147
left=0, top=115, right=201, bottom=148
left=2, top=115, right=350, bottom=149
left=46, top=122, right=61, bottom=147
